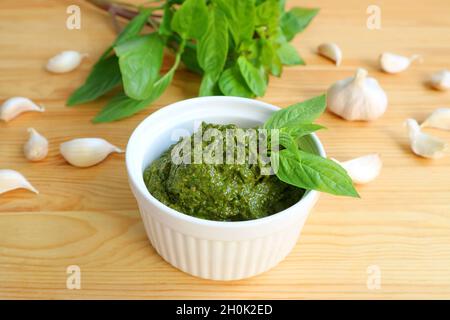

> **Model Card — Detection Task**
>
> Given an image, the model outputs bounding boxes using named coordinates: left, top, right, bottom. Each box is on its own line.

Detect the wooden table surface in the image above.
left=1, top=0, right=450, bottom=299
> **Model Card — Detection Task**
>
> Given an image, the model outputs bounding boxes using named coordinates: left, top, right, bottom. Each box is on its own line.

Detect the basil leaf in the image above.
left=67, top=55, right=121, bottom=106
left=278, top=131, right=297, bottom=151
left=260, top=39, right=282, bottom=77
left=93, top=92, right=138, bottom=123
left=102, top=8, right=153, bottom=59
left=215, top=0, right=255, bottom=45
left=255, top=0, right=280, bottom=33
left=264, top=94, right=326, bottom=129
left=280, top=7, right=319, bottom=41
left=218, top=66, right=255, bottom=98
left=159, top=3, right=174, bottom=37
left=281, top=123, right=325, bottom=139
left=277, top=124, right=324, bottom=151
left=199, top=73, right=222, bottom=96
left=171, top=0, right=208, bottom=40
left=197, top=6, right=228, bottom=95
left=93, top=42, right=185, bottom=123
left=115, top=33, right=164, bottom=100
left=276, top=148, right=359, bottom=197
left=237, top=56, right=267, bottom=97
left=181, top=43, right=203, bottom=74
left=198, top=7, right=228, bottom=75
left=277, top=42, right=304, bottom=65
left=93, top=67, right=175, bottom=123
left=67, top=8, right=153, bottom=106
left=116, top=8, right=154, bottom=45
left=240, top=39, right=261, bottom=61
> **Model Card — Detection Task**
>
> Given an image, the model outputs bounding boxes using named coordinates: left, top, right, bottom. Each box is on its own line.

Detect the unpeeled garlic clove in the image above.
left=317, top=42, right=342, bottom=66
left=0, top=97, right=45, bottom=122
left=379, top=52, right=421, bottom=74
left=333, top=154, right=382, bottom=184
left=429, top=70, right=450, bottom=91
left=421, top=108, right=450, bottom=131
left=24, top=128, right=49, bottom=161
left=0, top=169, right=39, bottom=195
left=327, top=68, right=388, bottom=121
left=46, top=50, right=87, bottom=73
left=406, top=118, right=447, bottom=159
left=60, top=138, right=123, bottom=167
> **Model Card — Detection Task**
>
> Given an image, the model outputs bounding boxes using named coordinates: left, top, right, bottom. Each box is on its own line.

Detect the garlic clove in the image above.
left=327, top=68, right=388, bottom=121
left=333, top=154, right=382, bottom=184
left=24, top=128, right=49, bottom=161
left=421, top=108, right=450, bottom=131
left=379, top=52, right=421, bottom=74
left=60, top=138, right=123, bottom=167
left=317, top=42, right=342, bottom=66
left=406, top=118, right=447, bottom=159
left=429, top=70, right=450, bottom=91
left=46, top=50, right=87, bottom=73
left=0, top=169, right=39, bottom=195
left=0, top=97, right=45, bottom=122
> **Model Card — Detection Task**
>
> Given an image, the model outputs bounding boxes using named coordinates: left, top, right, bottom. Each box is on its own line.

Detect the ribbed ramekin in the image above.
left=126, top=96, right=324, bottom=280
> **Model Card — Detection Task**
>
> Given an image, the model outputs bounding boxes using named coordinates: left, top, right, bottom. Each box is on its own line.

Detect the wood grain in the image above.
left=1, top=0, right=450, bottom=299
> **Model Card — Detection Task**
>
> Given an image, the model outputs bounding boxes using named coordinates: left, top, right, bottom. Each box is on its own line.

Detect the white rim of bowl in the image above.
left=126, top=96, right=326, bottom=228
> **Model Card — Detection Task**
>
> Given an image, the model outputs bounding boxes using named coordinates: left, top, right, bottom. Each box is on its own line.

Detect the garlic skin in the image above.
left=333, top=154, right=382, bottom=184
left=327, top=68, right=388, bottom=121
left=406, top=118, right=447, bottom=159
left=379, top=52, right=421, bottom=74
left=24, top=128, right=49, bottom=161
left=60, top=138, right=123, bottom=167
left=429, top=70, right=450, bottom=91
left=46, top=51, right=87, bottom=73
left=0, top=169, right=39, bottom=195
left=0, top=97, right=45, bottom=122
left=318, top=42, right=342, bottom=66
left=421, top=108, right=450, bottom=131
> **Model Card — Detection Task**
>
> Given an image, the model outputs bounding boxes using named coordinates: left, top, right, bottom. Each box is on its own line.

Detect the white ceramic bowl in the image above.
left=126, top=96, right=325, bottom=281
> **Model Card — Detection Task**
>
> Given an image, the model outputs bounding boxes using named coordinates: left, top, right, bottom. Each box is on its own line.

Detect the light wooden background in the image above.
left=1, top=0, right=450, bottom=299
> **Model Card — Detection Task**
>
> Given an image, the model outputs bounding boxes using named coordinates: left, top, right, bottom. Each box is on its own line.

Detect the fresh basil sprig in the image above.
left=93, top=39, right=186, bottom=123
left=67, top=0, right=319, bottom=122
left=266, top=94, right=359, bottom=198
left=67, top=8, right=155, bottom=106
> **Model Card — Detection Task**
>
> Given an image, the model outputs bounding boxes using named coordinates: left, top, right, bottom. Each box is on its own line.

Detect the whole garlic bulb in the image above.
left=60, top=138, right=123, bottom=167
left=24, top=128, right=49, bottom=161
left=46, top=51, right=87, bottom=73
left=327, top=68, right=388, bottom=121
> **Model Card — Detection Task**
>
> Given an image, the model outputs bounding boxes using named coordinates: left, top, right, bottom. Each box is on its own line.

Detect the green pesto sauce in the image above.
left=143, top=123, right=304, bottom=221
